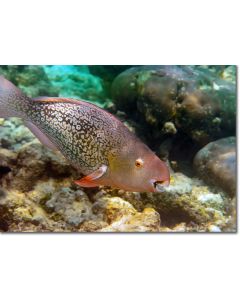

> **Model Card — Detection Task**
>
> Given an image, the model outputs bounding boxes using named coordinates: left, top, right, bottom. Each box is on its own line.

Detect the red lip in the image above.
left=150, top=179, right=170, bottom=192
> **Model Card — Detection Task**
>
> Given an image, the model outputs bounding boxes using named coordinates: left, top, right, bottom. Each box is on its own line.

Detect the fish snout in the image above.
left=149, top=178, right=170, bottom=192
left=148, top=155, right=170, bottom=192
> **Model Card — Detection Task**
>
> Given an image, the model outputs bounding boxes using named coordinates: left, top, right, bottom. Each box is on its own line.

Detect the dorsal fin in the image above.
left=32, top=96, right=85, bottom=105
left=31, top=96, right=107, bottom=112
left=32, top=96, right=126, bottom=130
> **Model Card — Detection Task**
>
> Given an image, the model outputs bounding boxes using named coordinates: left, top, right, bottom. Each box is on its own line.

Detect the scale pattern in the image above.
left=28, top=101, right=128, bottom=174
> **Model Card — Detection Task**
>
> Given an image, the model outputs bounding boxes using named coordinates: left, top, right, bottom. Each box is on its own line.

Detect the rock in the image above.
left=163, top=122, right=177, bottom=135
left=111, top=172, right=233, bottom=229
left=0, top=118, right=35, bottom=150
left=170, top=222, right=187, bottom=232
left=89, top=66, right=133, bottom=82
left=92, top=196, right=160, bottom=232
left=0, top=141, right=76, bottom=192
left=0, top=137, right=163, bottom=232
left=112, top=65, right=236, bottom=144
left=194, top=137, right=236, bottom=196
left=164, top=172, right=193, bottom=194
left=44, top=188, right=92, bottom=225
left=207, top=225, right=221, bottom=232
left=0, top=182, right=162, bottom=232
left=92, top=196, right=136, bottom=223
left=0, top=164, right=235, bottom=232
left=89, top=65, right=134, bottom=97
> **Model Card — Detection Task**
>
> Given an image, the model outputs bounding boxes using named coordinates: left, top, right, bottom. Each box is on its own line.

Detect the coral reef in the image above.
left=0, top=65, right=236, bottom=232
left=0, top=65, right=59, bottom=97
left=44, top=65, right=107, bottom=106
left=0, top=65, right=107, bottom=106
left=0, top=125, right=236, bottom=232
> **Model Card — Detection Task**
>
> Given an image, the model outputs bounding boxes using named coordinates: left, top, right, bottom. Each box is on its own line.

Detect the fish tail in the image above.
left=0, top=76, right=31, bottom=118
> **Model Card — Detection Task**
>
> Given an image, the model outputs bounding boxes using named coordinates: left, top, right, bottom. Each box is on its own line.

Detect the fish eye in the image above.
left=135, top=158, right=144, bottom=168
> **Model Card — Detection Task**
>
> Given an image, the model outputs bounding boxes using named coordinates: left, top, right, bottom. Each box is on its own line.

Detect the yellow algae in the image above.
left=14, top=207, right=32, bottom=221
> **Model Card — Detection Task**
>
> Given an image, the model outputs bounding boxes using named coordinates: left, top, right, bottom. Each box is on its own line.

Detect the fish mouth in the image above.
left=150, top=179, right=169, bottom=192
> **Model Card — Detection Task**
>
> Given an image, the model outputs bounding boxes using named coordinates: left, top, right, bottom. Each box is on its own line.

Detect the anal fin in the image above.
left=25, top=121, right=58, bottom=151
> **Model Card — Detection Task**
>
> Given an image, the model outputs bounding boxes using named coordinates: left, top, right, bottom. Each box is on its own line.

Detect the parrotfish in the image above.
left=0, top=76, right=170, bottom=192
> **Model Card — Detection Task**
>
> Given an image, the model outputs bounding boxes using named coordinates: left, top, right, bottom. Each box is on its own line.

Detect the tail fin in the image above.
left=0, top=76, right=31, bottom=118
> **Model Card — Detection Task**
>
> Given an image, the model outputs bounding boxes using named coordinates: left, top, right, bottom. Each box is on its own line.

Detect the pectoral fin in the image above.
left=74, top=165, right=107, bottom=188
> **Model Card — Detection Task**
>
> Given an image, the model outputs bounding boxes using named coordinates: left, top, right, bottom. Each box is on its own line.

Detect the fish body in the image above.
left=0, top=76, right=170, bottom=192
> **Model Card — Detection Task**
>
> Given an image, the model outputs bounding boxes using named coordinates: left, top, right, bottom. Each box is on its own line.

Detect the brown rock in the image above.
left=194, top=137, right=236, bottom=196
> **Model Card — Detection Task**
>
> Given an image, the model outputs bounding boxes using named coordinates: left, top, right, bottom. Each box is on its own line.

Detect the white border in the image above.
left=0, top=1, right=239, bottom=300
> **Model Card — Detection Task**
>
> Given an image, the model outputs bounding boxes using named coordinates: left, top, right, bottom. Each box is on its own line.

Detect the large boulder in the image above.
left=193, top=137, right=236, bottom=196
left=112, top=65, right=236, bottom=145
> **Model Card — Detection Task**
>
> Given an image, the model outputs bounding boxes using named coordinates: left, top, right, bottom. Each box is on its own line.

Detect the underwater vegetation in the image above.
left=0, top=65, right=236, bottom=232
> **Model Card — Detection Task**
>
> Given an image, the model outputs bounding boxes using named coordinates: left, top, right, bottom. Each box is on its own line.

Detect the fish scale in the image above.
left=28, top=101, right=124, bottom=173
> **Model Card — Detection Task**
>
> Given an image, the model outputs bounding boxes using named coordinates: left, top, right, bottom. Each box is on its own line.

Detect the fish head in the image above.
left=107, top=140, right=170, bottom=192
